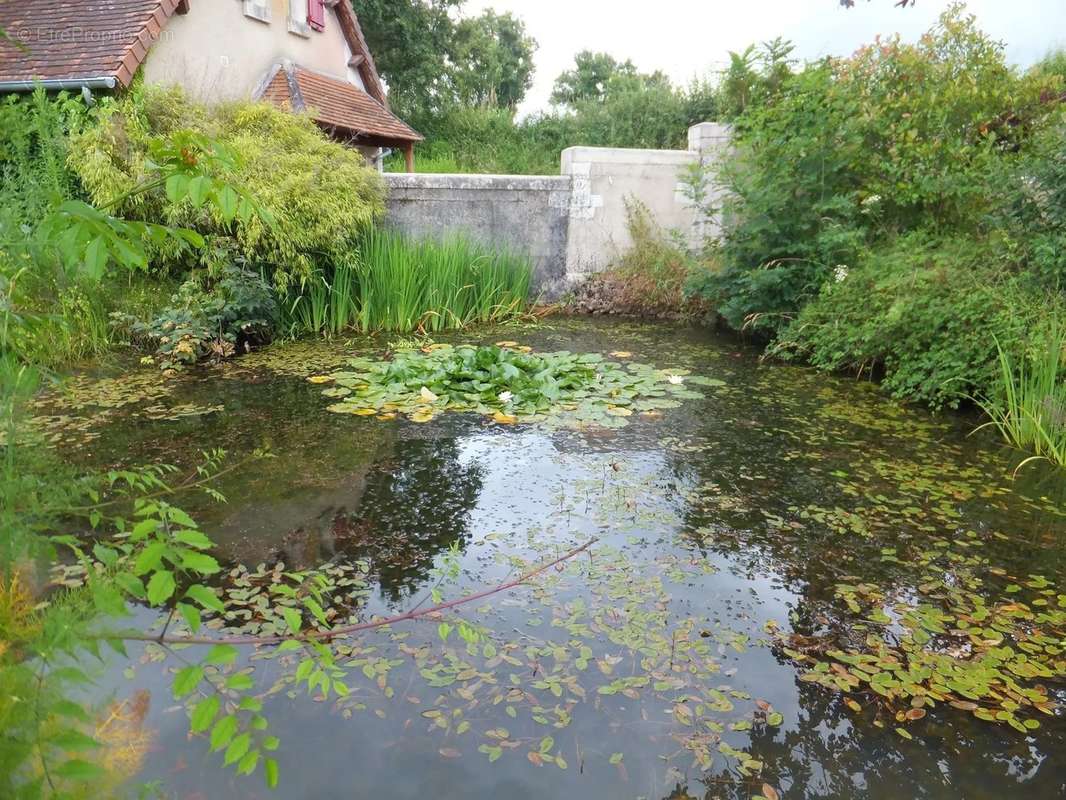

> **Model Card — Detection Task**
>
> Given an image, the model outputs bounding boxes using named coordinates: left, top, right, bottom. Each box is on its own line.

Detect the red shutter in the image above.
left=308, top=0, right=325, bottom=31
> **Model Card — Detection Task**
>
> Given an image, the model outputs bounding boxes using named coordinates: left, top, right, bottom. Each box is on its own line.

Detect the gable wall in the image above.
left=142, top=1, right=364, bottom=102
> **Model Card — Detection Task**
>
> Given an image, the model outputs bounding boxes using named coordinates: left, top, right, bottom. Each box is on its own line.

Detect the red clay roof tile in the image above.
left=261, top=64, right=422, bottom=144
left=0, top=0, right=183, bottom=87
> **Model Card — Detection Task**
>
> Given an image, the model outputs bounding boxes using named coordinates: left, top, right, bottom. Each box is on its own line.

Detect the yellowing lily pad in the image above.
left=606, top=406, right=633, bottom=417
left=492, top=411, right=518, bottom=424
left=410, top=410, right=435, bottom=423
left=307, top=375, right=334, bottom=384
left=610, top=351, right=633, bottom=358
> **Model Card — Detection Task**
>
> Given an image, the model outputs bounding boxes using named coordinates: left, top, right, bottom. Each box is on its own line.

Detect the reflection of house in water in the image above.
left=212, top=439, right=483, bottom=601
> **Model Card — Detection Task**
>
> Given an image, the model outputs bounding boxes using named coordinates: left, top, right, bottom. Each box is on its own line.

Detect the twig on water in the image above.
left=113, top=538, right=599, bottom=648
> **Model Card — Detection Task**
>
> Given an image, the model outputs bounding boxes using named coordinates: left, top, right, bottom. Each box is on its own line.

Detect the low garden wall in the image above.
left=383, top=123, right=731, bottom=300
left=383, top=173, right=572, bottom=298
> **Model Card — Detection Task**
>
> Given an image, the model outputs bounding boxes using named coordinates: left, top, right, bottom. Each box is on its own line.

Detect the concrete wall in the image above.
left=383, top=174, right=573, bottom=298
left=381, top=123, right=732, bottom=299
left=142, top=0, right=361, bottom=102
left=562, top=146, right=698, bottom=284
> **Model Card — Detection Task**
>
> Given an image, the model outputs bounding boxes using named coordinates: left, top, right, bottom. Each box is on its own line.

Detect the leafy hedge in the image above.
left=72, top=86, right=385, bottom=291
left=772, top=235, right=1063, bottom=409
left=687, top=7, right=1066, bottom=412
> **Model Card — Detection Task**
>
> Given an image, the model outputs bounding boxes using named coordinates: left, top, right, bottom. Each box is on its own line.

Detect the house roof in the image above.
left=0, top=0, right=187, bottom=88
left=259, top=64, right=422, bottom=145
left=0, top=0, right=393, bottom=109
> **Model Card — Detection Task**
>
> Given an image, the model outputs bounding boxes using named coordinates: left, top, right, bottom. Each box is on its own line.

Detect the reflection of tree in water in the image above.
left=657, top=419, right=1066, bottom=798
left=285, top=438, right=483, bottom=602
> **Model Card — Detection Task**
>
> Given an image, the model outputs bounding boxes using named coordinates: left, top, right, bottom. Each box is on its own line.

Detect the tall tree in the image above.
left=448, top=11, right=537, bottom=109
left=550, top=51, right=638, bottom=106
left=352, top=0, right=461, bottom=114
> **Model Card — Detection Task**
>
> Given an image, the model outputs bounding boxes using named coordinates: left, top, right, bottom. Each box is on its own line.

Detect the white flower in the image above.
left=833, top=265, right=849, bottom=283
left=668, top=375, right=684, bottom=385
left=861, top=194, right=881, bottom=207
left=420, top=386, right=438, bottom=403
left=498, top=391, right=514, bottom=404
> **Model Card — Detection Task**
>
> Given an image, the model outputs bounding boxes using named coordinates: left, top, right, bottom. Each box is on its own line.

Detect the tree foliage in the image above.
left=355, top=1, right=536, bottom=114
left=550, top=51, right=639, bottom=106
left=449, top=10, right=536, bottom=110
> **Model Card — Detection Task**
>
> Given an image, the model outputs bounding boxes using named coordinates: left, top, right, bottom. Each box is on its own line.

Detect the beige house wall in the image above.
left=142, top=0, right=364, bottom=102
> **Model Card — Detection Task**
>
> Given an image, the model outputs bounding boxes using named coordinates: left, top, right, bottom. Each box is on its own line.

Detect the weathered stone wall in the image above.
left=383, top=173, right=572, bottom=298
left=381, top=123, right=731, bottom=299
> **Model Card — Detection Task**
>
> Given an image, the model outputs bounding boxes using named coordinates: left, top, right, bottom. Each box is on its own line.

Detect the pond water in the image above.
left=39, top=317, right=1066, bottom=800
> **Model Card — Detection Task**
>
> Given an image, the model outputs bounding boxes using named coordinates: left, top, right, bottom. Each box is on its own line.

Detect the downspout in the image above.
left=0, top=77, right=118, bottom=92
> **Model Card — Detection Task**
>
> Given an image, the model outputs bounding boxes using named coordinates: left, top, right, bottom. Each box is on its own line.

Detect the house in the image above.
left=0, top=1, right=422, bottom=170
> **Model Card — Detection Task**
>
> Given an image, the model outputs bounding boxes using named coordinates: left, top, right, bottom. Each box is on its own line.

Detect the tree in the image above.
left=352, top=0, right=461, bottom=114
left=550, top=51, right=638, bottom=106
left=448, top=10, right=537, bottom=109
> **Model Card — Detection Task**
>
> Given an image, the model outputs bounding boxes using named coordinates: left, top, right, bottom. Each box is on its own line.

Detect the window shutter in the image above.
left=308, top=0, right=325, bottom=31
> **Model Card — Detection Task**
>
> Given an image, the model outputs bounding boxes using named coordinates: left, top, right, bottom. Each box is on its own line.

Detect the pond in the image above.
left=36, top=317, right=1066, bottom=799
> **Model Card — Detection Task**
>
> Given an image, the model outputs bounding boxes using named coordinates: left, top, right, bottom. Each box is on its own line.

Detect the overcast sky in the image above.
left=463, top=0, right=1066, bottom=115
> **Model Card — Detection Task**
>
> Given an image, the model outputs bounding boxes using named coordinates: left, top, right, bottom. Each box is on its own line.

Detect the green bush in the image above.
left=773, top=234, right=1064, bottom=409
left=71, top=86, right=385, bottom=290
left=113, top=254, right=277, bottom=371
left=578, top=200, right=713, bottom=319
left=690, top=7, right=1057, bottom=337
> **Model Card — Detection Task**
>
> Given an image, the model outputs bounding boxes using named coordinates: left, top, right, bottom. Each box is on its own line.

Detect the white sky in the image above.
left=462, top=0, right=1066, bottom=115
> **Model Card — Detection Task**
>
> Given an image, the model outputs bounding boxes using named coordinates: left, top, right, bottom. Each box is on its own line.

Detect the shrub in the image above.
left=691, top=6, right=1057, bottom=336
left=773, top=234, right=1064, bottom=409
left=577, top=200, right=713, bottom=319
left=113, top=252, right=277, bottom=371
left=71, top=86, right=385, bottom=290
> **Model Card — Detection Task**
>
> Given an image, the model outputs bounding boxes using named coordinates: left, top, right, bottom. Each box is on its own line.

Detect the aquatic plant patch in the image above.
left=314, top=343, right=723, bottom=427
left=776, top=537, right=1066, bottom=734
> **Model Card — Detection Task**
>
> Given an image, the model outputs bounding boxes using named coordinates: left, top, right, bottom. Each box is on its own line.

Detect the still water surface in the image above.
left=51, top=318, right=1065, bottom=800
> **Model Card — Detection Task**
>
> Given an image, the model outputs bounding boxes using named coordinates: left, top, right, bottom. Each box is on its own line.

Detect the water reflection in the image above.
left=53, top=318, right=1066, bottom=800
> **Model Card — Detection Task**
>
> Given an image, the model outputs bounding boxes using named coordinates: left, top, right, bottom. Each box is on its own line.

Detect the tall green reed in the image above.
left=287, top=231, right=533, bottom=337
left=976, top=324, right=1066, bottom=469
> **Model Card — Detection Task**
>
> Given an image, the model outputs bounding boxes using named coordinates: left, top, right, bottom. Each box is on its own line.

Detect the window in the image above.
left=242, top=0, right=271, bottom=24
left=288, top=0, right=310, bottom=36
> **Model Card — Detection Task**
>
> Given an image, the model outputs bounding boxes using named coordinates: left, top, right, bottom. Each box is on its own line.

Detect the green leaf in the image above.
left=223, top=732, right=252, bottom=766
left=55, top=759, right=105, bottom=782
left=264, top=757, right=279, bottom=789
left=281, top=607, right=302, bottom=635
left=609, top=752, right=624, bottom=764
left=173, top=665, right=204, bottom=699
left=185, top=583, right=225, bottom=613
left=187, top=175, right=211, bottom=208
left=178, top=602, right=202, bottom=634
left=210, top=715, right=239, bottom=751
left=133, top=540, right=167, bottom=575
left=165, top=173, right=190, bottom=204
left=226, top=672, right=255, bottom=691
left=181, top=551, right=221, bottom=575
left=218, top=186, right=239, bottom=222
left=51, top=730, right=101, bottom=752
left=146, top=570, right=176, bottom=606
left=191, top=696, right=220, bottom=733
left=205, top=644, right=239, bottom=666
left=237, top=748, right=260, bottom=776
left=174, top=529, right=213, bottom=550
